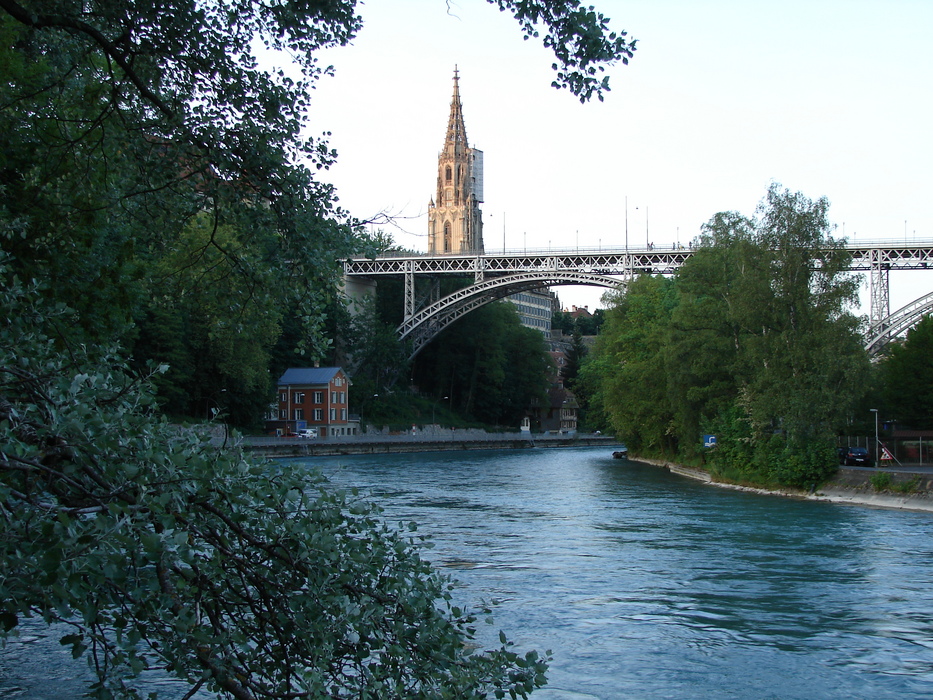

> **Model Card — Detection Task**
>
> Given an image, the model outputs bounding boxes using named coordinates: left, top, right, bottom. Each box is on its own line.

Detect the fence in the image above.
left=838, top=436, right=932, bottom=465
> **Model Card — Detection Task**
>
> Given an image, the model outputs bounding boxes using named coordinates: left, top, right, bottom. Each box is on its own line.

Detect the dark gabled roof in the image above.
left=277, top=367, right=346, bottom=387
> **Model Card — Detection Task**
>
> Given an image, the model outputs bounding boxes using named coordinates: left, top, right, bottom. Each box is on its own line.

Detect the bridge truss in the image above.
left=343, top=241, right=933, bottom=359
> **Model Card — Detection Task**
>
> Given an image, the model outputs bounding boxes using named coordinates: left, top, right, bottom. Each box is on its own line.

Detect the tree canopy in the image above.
left=586, top=185, right=872, bottom=487
left=1, top=0, right=633, bottom=696
left=879, top=315, right=933, bottom=431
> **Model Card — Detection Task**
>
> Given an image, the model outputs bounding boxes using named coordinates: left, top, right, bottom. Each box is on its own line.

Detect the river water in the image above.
left=3, top=446, right=933, bottom=698
left=312, top=447, right=933, bottom=700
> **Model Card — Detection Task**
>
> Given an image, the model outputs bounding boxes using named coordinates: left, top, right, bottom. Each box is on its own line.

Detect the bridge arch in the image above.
left=865, top=291, right=933, bottom=356
left=398, top=270, right=622, bottom=359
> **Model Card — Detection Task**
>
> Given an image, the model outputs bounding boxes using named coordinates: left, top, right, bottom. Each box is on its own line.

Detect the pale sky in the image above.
left=301, top=0, right=933, bottom=316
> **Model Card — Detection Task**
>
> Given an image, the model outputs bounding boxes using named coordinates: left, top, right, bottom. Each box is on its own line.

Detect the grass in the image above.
left=870, top=472, right=922, bottom=494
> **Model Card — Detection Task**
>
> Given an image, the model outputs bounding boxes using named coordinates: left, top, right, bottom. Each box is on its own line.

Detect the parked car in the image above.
left=841, top=447, right=873, bottom=467
left=297, top=428, right=318, bottom=439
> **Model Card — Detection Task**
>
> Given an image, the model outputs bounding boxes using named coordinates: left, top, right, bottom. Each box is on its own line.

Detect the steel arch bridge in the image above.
left=864, top=291, right=933, bottom=356
left=343, top=240, right=933, bottom=359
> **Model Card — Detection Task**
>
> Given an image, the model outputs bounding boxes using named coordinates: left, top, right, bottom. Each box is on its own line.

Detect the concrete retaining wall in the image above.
left=242, top=434, right=617, bottom=458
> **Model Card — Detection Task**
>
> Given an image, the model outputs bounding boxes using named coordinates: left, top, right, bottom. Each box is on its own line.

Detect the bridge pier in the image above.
left=870, top=249, right=891, bottom=328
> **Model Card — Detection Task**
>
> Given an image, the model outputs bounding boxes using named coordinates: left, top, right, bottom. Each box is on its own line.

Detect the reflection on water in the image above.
left=3, top=447, right=933, bottom=699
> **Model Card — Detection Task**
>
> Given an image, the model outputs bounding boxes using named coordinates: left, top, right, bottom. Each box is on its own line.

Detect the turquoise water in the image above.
left=3, top=446, right=932, bottom=698
left=312, top=447, right=933, bottom=699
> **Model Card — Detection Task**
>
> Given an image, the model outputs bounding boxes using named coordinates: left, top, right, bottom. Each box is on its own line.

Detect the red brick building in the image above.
left=266, top=367, right=353, bottom=438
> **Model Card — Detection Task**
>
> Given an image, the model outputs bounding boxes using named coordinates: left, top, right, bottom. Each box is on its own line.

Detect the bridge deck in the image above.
left=345, top=240, right=933, bottom=278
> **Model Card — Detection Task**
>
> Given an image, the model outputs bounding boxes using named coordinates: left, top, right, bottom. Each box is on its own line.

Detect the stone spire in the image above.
left=443, top=66, right=468, bottom=155
left=428, top=68, right=484, bottom=255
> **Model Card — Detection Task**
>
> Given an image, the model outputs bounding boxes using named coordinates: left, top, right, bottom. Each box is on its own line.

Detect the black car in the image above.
left=841, top=447, right=873, bottom=467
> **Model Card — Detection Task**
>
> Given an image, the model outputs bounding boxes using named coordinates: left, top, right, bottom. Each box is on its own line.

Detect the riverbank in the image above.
left=239, top=432, right=620, bottom=458
left=634, top=457, right=933, bottom=513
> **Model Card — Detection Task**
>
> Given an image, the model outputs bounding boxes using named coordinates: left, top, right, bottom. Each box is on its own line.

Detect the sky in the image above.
left=299, top=0, right=933, bottom=316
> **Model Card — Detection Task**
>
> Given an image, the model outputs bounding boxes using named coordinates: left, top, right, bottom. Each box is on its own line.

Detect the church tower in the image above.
left=428, top=68, right=484, bottom=254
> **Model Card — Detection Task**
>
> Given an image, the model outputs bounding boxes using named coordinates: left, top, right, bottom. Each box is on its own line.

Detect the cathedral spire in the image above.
left=444, top=65, right=468, bottom=152
left=428, top=67, right=483, bottom=255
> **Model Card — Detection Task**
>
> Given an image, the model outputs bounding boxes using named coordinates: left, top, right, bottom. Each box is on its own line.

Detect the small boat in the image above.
left=612, top=448, right=628, bottom=459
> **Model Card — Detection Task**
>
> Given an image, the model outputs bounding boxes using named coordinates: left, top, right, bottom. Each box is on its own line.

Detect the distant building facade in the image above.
left=507, top=288, right=559, bottom=333
left=428, top=68, right=484, bottom=254
left=266, top=367, right=353, bottom=438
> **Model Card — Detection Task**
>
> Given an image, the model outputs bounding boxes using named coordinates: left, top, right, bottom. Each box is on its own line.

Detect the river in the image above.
left=3, top=446, right=933, bottom=698
left=312, top=446, right=933, bottom=699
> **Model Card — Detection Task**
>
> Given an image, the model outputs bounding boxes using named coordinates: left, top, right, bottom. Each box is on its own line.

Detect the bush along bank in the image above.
left=632, top=455, right=933, bottom=513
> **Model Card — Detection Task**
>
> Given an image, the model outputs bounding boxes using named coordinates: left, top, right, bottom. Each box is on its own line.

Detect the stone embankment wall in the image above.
left=817, top=467, right=933, bottom=512
left=241, top=434, right=618, bottom=458
left=634, top=458, right=933, bottom=513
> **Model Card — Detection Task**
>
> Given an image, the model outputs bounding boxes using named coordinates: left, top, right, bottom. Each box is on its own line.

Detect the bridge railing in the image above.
left=361, top=238, right=933, bottom=261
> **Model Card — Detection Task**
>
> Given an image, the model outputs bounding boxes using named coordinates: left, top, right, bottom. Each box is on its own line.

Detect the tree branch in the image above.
left=0, top=0, right=176, bottom=120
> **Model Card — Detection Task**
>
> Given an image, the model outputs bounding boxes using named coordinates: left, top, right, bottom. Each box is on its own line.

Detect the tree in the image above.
left=561, top=324, right=588, bottom=390
left=880, top=315, right=933, bottom=430
left=2, top=0, right=632, bottom=694
left=1, top=262, right=550, bottom=698
left=584, top=276, right=679, bottom=453
left=413, top=302, right=551, bottom=427
left=588, top=185, right=871, bottom=486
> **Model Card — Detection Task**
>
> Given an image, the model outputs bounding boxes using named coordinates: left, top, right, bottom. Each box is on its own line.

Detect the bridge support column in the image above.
left=870, top=249, right=890, bottom=328
left=404, top=260, right=415, bottom=321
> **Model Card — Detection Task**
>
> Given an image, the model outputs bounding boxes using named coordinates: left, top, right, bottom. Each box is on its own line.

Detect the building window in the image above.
left=293, top=392, right=304, bottom=403
left=340, top=391, right=345, bottom=404
left=313, top=409, right=323, bottom=421
left=330, top=408, right=336, bottom=421
left=341, top=408, right=347, bottom=421
left=280, top=393, right=287, bottom=403
left=331, top=391, right=337, bottom=403
left=279, top=409, right=286, bottom=419
left=313, top=391, right=323, bottom=403
left=293, top=408, right=304, bottom=421
left=445, top=165, right=452, bottom=182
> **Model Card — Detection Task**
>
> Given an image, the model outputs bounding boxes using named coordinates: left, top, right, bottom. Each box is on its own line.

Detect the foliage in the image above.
left=0, top=265, right=549, bottom=698
left=491, top=0, right=636, bottom=101
left=582, top=277, right=678, bottom=453
left=585, top=185, right=871, bottom=487
left=343, top=293, right=411, bottom=402
left=552, top=308, right=605, bottom=336
left=1, top=0, right=631, bottom=692
left=559, top=326, right=584, bottom=390
left=1, top=0, right=633, bottom=427
left=870, top=471, right=893, bottom=492
left=879, top=315, right=933, bottom=430
left=413, top=302, right=552, bottom=428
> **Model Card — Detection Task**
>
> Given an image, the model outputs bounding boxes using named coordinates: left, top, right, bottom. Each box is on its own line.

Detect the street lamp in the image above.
left=870, top=408, right=879, bottom=462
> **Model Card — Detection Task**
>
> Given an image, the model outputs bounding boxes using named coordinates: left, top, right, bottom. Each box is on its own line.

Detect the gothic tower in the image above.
left=428, top=68, right=484, bottom=254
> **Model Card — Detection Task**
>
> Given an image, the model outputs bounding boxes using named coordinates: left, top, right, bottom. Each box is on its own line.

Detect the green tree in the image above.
left=588, top=185, right=871, bottom=486
left=2, top=0, right=632, bottom=694
left=880, top=315, right=933, bottom=430
left=0, top=268, right=549, bottom=698
left=585, top=276, right=679, bottom=453
left=344, top=293, right=411, bottom=401
left=561, top=324, right=587, bottom=390
left=413, top=302, right=551, bottom=427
